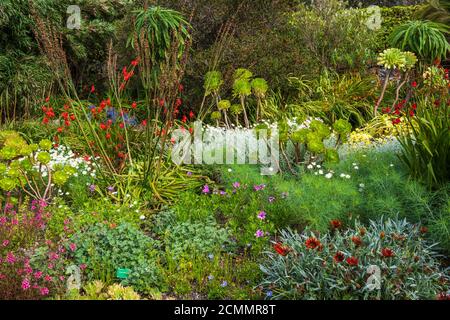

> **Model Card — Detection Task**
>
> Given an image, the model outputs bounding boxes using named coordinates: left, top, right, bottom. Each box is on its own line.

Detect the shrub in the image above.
left=259, top=217, right=450, bottom=300
left=70, top=223, right=163, bottom=294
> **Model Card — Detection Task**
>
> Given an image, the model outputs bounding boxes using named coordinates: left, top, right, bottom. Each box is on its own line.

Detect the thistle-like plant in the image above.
left=251, top=78, right=269, bottom=121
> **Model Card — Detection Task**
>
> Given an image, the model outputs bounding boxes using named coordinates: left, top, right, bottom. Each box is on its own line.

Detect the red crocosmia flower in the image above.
left=107, top=119, right=113, bottom=125
left=131, top=102, right=137, bottom=109
left=351, top=236, right=362, bottom=246
left=57, top=127, right=63, bottom=133
left=100, top=123, right=107, bottom=131
left=119, top=123, right=125, bottom=129
left=159, top=99, right=165, bottom=107
left=122, top=67, right=128, bottom=77
left=411, top=103, right=417, bottom=110
left=189, top=111, right=195, bottom=119
left=131, top=59, right=139, bottom=66
left=189, top=127, right=193, bottom=134
left=90, top=85, right=95, bottom=93
left=411, top=81, right=417, bottom=88
left=381, top=248, right=395, bottom=258
left=178, top=84, right=184, bottom=92
left=45, top=96, right=50, bottom=102
left=70, top=114, right=76, bottom=121
left=117, top=152, right=126, bottom=159
left=65, top=120, right=70, bottom=127
left=346, top=256, right=358, bottom=266
left=105, top=133, right=111, bottom=139
left=175, top=98, right=182, bottom=108
left=273, top=242, right=290, bottom=256
left=182, top=115, right=187, bottom=123
left=382, top=107, right=391, bottom=114
left=42, top=117, right=49, bottom=124
left=142, top=120, right=147, bottom=127
left=392, top=118, right=401, bottom=125
left=409, top=110, right=415, bottom=117
left=106, top=98, right=111, bottom=106
left=330, top=219, right=342, bottom=229
left=394, top=109, right=401, bottom=115
left=334, top=251, right=345, bottom=263
left=305, top=237, right=321, bottom=250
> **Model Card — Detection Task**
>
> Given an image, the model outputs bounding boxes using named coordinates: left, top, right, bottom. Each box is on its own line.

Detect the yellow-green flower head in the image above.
left=403, top=51, right=417, bottom=70
left=37, top=152, right=51, bottom=165
left=210, top=111, right=222, bottom=121
left=377, top=48, right=406, bottom=70
left=230, top=104, right=243, bottom=115
left=204, top=71, right=223, bottom=96
left=233, top=68, right=253, bottom=81
left=291, top=129, right=310, bottom=144
left=218, top=99, right=231, bottom=111
left=251, top=78, right=268, bottom=98
left=39, top=139, right=53, bottom=151
left=233, top=79, right=252, bottom=97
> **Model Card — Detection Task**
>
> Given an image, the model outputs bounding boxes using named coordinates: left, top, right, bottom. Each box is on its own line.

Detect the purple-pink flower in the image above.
left=202, top=184, right=210, bottom=194
left=254, top=184, right=266, bottom=191
left=232, top=182, right=241, bottom=189
left=257, top=211, right=267, bottom=220
left=255, top=230, right=264, bottom=238
left=21, top=279, right=30, bottom=290
left=40, top=287, right=49, bottom=296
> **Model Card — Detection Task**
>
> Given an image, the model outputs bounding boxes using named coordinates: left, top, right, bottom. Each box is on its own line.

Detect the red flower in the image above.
left=131, top=102, right=137, bottom=109
left=70, top=114, right=76, bottom=121
left=420, top=226, right=428, bottom=234
left=437, top=292, right=450, bottom=300
left=57, top=127, right=63, bottom=133
left=381, top=248, right=395, bottom=258
left=330, top=219, right=342, bottom=229
left=100, top=123, right=107, bottom=130
left=65, top=120, right=71, bottom=127
left=119, top=123, right=124, bottom=129
left=105, top=133, right=111, bottom=139
left=409, top=110, right=415, bottom=117
left=42, top=117, right=49, bottom=124
left=175, top=98, right=182, bottom=108
left=178, top=84, right=184, bottom=92
left=273, top=242, right=290, bottom=256
left=142, top=119, right=147, bottom=127
left=189, top=111, right=195, bottom=119
left=334, top=251, right=345, bottom=263
left=159, top=99, right=165, bottom=107
left=392, top=118, right=401, bottom=125
left=411, top=103, right=417, bottom=110
left=131, top=59, right=139, bottom=66
left=45, top=96, right=50, bottom=102
left=411, top=81, right=417, bottom=88
left=305, top=237, right=321, bottom=250
left=182, top=115, right=187, bottom=123
left=346, top=256, right=358, bottom=266
left=351, top=236, right=362, bottom=246
left=90, top=85, right=95, bottom=93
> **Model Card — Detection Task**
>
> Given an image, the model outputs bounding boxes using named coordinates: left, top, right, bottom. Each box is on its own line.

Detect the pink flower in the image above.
left=202, top=185, right=210, bottom=194
left=80, top=264, right=87, bottom=270
left=2, top=240, right=9, bottom=247
left=34, top=271, right=43, bottom=279
left=255, top=230, right=265, bottom=238
left=44, top=275, right=52, bottom=282
left=257, top=211, right=267, bottom=220
left=232, top=182, right=241, bottom=189
left=21, top=279, right=30, bottom=290
left=40, top=287, right=49, bottom=296
left=6, top=252, right=16, bottom=264
left=69, top=243, right=77, bottom=252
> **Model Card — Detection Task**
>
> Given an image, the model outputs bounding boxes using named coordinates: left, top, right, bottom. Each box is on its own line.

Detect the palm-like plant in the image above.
left=128, top=6, right=191, bottom=89
left=389, top=20, right=450, bottom=63
left=251, top=78, right=268, bottom=121
left=232, top=69, right=253, bottom=128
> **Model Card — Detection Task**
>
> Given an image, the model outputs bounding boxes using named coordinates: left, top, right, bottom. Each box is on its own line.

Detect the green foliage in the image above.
left=154, top=210, right=229, bottom=259
left=62, top=281, right=142, bottom=300
left=204, top=71, right=224, bottom=96
left=374, top=5, right=419, bottom=52
left=260, top=217, right=449, bottom=300
left=398, top=97, right=450, bottom=189
left=389, top=20, right=450, bottom=63
left=419, top=0, right=450, bottom=25
left=70, top=223, right=163, bottom=294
